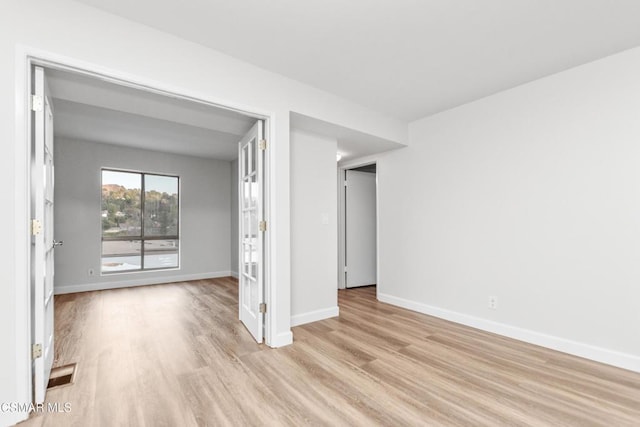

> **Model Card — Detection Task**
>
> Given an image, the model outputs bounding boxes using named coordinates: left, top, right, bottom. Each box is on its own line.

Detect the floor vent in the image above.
left=47, top=363, right=77, bottom=390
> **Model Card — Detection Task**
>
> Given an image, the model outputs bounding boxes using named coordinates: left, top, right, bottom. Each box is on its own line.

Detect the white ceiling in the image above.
left=48, top=68, right=403, bottom=161
left=73, top=0, right=640, bottom=121
left=290, top=112, right=405, bottom=162
left=53, top=99, right=244, bottom=160
left=47, top=68, right=256, bottom=160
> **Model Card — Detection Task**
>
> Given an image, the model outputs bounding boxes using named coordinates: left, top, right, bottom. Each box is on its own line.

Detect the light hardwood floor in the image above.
left=21, top=278, right=640, bottom=426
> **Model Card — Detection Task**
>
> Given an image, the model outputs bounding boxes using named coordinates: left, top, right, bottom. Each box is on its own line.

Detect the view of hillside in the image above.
left=101, top=183, right=178, bottom=237
left=101, top=184, right=141, bottom=236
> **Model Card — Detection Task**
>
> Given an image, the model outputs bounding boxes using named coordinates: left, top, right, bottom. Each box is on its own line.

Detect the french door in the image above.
left=32, top=66, right=57, bottom=403
left=238, top=121, right=265, bottom=342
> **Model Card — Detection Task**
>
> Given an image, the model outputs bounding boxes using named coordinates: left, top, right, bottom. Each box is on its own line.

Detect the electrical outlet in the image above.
left=488, top=296, right=498, bottom=310
left=88, top=268, right=94, bottom=276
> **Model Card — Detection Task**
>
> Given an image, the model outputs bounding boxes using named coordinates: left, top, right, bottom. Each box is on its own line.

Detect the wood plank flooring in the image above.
left=20, top=279, right=640, bottom=426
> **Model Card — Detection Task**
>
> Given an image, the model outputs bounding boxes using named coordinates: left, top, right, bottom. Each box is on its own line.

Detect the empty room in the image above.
left=2, top=1, right=640, bottom=426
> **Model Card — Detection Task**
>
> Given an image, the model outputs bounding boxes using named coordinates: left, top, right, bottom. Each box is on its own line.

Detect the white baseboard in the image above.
left=230, top=271, right=239, bottom=279
left=291, top=306, right=340, bottom=327
left=270, top=331, right=294, bottom=347
left=54, top=271, right=233, bottom=295
left=378, top=293, right=640, bottom=373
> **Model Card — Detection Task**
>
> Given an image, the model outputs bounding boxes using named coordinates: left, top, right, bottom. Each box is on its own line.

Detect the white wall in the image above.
left=230, top=159, right=239, bottom=277
left=1, top=1, right=405, bottom=421
left=378, top=46, right=640, bottom=372
left=290, top=129, right=339, bottom=325
left=54, top=139, right=231, bottom=293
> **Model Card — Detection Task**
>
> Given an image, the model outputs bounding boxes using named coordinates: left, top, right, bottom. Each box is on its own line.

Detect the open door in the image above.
left=345, top=169, right=377, bottom=288
left=31, top=66, right=57, bottom=403
left=238, top=121, right=265, bottom=343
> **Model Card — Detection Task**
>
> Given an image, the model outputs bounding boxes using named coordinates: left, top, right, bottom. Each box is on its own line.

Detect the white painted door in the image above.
left=32, top=66, right=57, bottom=403
left=345, top=170, right=377, bottom=288
left=238, top=121, right=265, bottom=342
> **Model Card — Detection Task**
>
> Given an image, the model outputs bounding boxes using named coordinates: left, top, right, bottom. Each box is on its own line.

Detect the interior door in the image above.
left=238, top=120, right=265, bottom=343
left=345, top=169, right=377, bottom=288
left=32, top=66, right=56, bottom=403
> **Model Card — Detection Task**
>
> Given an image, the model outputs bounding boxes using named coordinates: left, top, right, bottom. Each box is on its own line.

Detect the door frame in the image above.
left=337, top=156, right=380, bottom=292
left=14, top=46, right=279, bottom=407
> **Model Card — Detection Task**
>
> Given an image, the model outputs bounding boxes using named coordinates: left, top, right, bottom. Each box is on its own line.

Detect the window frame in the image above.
left=100, top=168, right=181, bottom=274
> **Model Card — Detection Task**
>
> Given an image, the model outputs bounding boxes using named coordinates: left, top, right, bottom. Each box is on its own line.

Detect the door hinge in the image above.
left=31, top=219, right=42, bottom=236
left=259, top=220, right=267, bottom=232
left=344, top=266, right=348, bottom=272
left=32, top=343, right=42, bottom=360
left=31, top=95, right=43, bottom=112
left=344, top=180, right=347, bottom=187
left=259, top=139, right=267, bottom=150
left=259, top=303, right=267, bottom=314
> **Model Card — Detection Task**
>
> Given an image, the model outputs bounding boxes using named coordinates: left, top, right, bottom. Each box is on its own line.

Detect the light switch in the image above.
left=321, top=213, right=329, bottom=225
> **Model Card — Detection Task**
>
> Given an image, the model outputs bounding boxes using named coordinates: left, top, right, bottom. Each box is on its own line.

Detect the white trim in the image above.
left=378, top=293, right=640, bottom=373
left=337, top=169, right=346, bottom=290
left=24, top=46, right=271, bottom=120
left=263, top=114, right=289, bottom=349
left=14, top=45, right=32, bottom=423
left=291, top=306, right=340, bottom=327
left=54, top=271, right=233, bottom=295
left=271, top=331, right=294, bottom=347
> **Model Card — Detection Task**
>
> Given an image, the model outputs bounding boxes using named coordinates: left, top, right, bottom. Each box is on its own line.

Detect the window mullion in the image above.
left=141, top=172, right=145, bottom=271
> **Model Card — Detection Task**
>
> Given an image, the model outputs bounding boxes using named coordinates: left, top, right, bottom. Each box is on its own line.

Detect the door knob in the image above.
left=53, top=240, right=64, bottom=248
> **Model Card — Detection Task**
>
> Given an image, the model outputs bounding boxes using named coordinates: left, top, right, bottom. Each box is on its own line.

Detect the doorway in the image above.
left=24, top=59, right=274, bottom=405
left=339, top=163, right=378, bottom=289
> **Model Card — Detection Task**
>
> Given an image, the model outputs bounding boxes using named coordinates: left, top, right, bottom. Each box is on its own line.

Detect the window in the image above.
left=101, top=169, right=179, bottom=273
